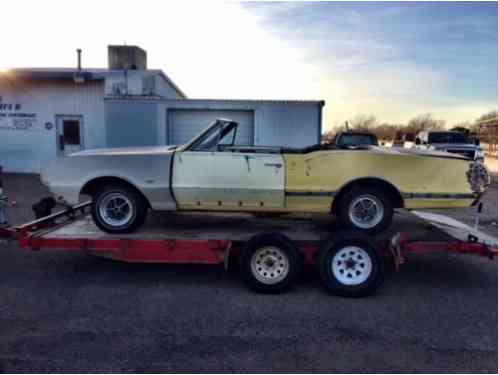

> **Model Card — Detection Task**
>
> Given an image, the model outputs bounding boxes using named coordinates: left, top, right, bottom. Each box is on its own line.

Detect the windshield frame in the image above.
left=183, top=119, right=238, bottom=152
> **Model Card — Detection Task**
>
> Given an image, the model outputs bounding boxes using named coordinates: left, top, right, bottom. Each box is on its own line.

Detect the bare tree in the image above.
left=406, top=114, right=445, bottom=134
left=321, top=129, right=336, bottom=143
left=349, top=115, right=377, bottom=131
left=477, top=110, right=498, bottom=122
left=321, top=113, right=455, bottom=144
left=376, top=123, right=403, bottom=141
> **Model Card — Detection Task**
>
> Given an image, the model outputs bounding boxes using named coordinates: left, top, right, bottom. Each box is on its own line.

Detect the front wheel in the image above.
left=91, top=184, right=147, bottom=234
left=336, top=186, right=393, bottom=234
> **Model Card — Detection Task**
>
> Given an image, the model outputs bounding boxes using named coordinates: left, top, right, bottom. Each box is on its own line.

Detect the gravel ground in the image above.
left=1, top=173, right=498, bottom=373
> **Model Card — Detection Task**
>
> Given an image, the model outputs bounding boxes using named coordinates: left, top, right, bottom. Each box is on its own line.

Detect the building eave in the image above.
left=157, top=72, right=187, bottom=99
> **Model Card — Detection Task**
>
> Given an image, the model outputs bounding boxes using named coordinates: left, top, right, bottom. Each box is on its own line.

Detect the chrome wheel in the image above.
left=348, top=194, right=384, bottom=229
left=332, top=246, right=373, bottom=286
left=250, top=246, right=289, bottom=285
left=98, top=192, right=134, bottom=227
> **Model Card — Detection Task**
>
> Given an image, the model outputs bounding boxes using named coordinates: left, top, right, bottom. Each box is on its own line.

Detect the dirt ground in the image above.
left=1, top=172, right=498, bottom=373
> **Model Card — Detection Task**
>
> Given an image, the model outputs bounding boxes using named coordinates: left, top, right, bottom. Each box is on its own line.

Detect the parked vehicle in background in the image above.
left=41, top=119, right=490, bottom=235
left=414, top=131, right=485, bottom=162
left=332, top=131, right=379, bottom=147
left=391, top=131, right=416, bottom=148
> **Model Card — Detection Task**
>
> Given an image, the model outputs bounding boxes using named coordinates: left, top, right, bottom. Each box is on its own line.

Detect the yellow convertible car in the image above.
left=41, top=119, right=491, bottom=234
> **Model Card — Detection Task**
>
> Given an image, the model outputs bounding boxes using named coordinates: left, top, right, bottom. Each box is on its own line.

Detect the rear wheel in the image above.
left=91, top=184, right=147, bottom=234
left=319, top=231, right=384, bottom=297
left=336, top=186, right=393, bottom=234
left=240, top=233, right=302, bottom=293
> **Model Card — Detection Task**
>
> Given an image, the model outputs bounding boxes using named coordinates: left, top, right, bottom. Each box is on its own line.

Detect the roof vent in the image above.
left=76, top=48, right=82, bottom=70
left=108, top=45, right=147, bottom=70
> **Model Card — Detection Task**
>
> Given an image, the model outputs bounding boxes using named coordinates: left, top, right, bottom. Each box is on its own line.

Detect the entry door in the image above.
left=56, top=116, right=84, bottom=156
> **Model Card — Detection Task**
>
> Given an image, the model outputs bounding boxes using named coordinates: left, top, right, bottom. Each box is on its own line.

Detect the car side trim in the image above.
left=285, top=191, right=475, bottom=199
left=285, top=191, right=337, bottom=197
left=401, top=192, right=476, bottom=199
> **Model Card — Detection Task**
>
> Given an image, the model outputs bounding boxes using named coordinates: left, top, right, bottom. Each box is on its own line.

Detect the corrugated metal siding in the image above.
left=255, top=102, right=321, bottom=147
left=168, top=109, right=254, bottom=145
left=105, top=101, right=159, bottom=147
left=0, top=80, right=104, bottom=173
left=161, top=99, right=321, bottom=147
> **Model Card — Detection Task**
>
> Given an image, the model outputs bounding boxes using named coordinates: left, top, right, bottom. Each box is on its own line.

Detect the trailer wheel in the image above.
left=91, top=184, right=147, bottom=234
left=319, top=232, right=384, bottom=298
left=240, top=233, right=302, bottom=293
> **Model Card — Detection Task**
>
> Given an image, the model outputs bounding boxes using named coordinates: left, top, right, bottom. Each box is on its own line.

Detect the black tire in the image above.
left=91, top=184, right=147, bottom=234
left=319, top=231, right=384, bottom=298
left=240, top=233, right=302, bottom=294
left=336, top=186, right=393, bottom=235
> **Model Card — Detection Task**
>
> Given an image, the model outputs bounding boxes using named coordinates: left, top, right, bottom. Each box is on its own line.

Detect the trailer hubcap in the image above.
left=332, top=246, right=372, bottom=285
left=251, top=246, right=289, bottom=285
left=99, top=193, right=134, bottom=227
left=349, top=195, right=384, bottom=229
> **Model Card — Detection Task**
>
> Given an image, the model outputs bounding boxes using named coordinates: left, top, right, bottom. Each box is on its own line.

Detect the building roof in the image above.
left=105, top=97, right=325, bottom=105
left=6, top=68, right=111, bottom=81
left=2, top=68, right=187, bottom=99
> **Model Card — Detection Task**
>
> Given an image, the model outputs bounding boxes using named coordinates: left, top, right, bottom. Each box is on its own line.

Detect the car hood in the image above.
left=68, top=145, right=177, bottom=157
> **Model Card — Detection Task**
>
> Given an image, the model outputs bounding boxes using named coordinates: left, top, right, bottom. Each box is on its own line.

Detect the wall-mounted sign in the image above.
left=0, top=103, right=21, bottom=111
left=45, top=122, right=53, bottom=130
left=0, top=103, right=37, bottom=131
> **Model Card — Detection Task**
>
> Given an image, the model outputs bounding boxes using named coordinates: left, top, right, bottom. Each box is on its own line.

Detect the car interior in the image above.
left=187, top=119, right=371, bottom=155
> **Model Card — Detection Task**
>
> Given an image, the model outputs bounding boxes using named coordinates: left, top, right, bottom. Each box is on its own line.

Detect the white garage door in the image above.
left=168, top=109, right=254, bottom=146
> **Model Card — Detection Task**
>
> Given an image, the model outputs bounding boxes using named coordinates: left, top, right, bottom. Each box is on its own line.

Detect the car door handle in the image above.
left=264, top=163, right=282, bottom=168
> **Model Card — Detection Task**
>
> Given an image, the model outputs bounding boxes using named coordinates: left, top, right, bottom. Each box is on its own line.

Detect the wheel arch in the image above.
left=80, top=176, right=151, bottom=208
left=331, top=177, right=404, bottom=213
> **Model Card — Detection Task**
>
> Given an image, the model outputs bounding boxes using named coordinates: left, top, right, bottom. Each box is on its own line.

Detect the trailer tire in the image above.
left=240, top=233, right=302, bottom=294
left=91, top=184, right=147, bottom=234
left=319, top=231, right=384, bottom=298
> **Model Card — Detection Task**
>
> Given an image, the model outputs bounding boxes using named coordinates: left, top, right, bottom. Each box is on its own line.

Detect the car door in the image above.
left=211, top=151, right=285, bottom=209
left=172, top=150, right=218, bottom=207
left=172, top=120, right=285, bottom=210
left=172, top=121, right=229, bottom=208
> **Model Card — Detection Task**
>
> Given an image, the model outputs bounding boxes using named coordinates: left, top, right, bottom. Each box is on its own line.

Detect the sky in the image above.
left=1, top=1, right=497, bottom=131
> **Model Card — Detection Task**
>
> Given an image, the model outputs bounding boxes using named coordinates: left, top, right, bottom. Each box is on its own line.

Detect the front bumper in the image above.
left=43, top=183, right=80, bottom=206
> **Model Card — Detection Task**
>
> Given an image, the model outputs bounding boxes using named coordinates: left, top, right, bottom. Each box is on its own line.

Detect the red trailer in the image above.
left=1, top=201, right=497, bottom=297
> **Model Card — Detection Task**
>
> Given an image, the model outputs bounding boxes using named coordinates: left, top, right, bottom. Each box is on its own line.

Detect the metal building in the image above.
left=105, top=98, right=323, bottom=149
left=0, top=46, right=324, bottom=173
